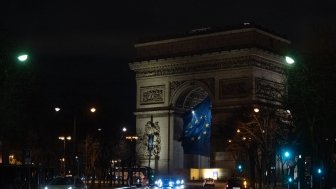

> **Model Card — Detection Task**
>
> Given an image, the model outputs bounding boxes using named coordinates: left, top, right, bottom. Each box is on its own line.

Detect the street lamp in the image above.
left=58, top=136, right=72, bottom=156
left=285, top=56, right=295, bottom=64
left=17, top=54, right=29, bottom=63
left=147, top=134, right=154, bottom=168
left=54, top=106, right=96, bottom=157
left=90, top=107, right=96, bottom=113
left=316, top=167, right=323, bottom=189
left=58, top=136, right=71, bottom=175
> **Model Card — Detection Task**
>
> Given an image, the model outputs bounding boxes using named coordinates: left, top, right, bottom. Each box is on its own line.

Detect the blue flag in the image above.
left=182, top=97, right=211, bottom=156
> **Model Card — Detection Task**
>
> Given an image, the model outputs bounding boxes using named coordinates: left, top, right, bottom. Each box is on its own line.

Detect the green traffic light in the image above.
left=284, top=151, right=290, bottom=158
left=317, top=168, right=322, bottom=174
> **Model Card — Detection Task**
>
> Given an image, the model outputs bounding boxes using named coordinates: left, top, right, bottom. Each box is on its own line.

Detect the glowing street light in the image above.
left=122, top=127, right=127, bottom=132
left=90, top=107, right=96, bottom=113
left=17, top=54, right=29, bottom=62
left=253, top=107, right=260, bottom=113
left=285, top=56, right=295, bottom=64
left=58, top=136, right=72, bottom=153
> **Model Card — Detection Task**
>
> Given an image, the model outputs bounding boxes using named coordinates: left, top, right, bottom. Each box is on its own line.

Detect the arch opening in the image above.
left=174, top=86, right=212, bottom=169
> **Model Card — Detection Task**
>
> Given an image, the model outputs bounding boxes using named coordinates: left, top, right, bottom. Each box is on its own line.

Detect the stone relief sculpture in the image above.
left=140, top=85, right=165, bottom=105
left=255, top=78, right=284, bottom=102
left=219, top=78, right=251, bottom=99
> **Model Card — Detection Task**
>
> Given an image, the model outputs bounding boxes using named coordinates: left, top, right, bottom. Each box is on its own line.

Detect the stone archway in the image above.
left=170, top=81, right=213, bottom=169
left=129, top=25, right=290, bottom=175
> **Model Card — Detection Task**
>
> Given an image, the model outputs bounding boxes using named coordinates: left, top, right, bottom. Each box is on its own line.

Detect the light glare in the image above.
left=17, top=54, right=28, bottom=62
left=253, top=108, right=260, bottom=113
left=285, top=56, right=295, bottom=64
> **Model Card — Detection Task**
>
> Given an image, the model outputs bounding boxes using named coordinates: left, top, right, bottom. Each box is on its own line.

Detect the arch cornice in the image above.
left=129, top=48, right=285, bottom=78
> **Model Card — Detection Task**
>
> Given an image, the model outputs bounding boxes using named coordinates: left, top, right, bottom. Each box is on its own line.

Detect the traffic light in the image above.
left=148, top=171, right=155, bottom=185
left=236, top=163, right=243, bottom=172
left=238, top=164, right=242, bottom=171
left=281, top=148, right=292, bottom=160
left=317, top=168, right=322, bottom=175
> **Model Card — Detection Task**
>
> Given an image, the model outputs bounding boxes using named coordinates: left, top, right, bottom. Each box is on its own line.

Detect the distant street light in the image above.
left=90, top=107, right=96, bottom=113
left=122, top=127, right=127, bottom=132
left=54, top=106, right=96, bottom=176
left=58, top=136, right=71, bottom=157
left=58, top=136, right=71, bottom=175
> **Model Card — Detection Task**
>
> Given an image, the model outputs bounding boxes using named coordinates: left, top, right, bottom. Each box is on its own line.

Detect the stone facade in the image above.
left=129, top=25, right=290, bottom=175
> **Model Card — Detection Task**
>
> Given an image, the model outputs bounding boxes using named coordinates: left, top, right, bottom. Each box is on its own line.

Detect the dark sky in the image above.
left=1, top=1, right=335, bottom=135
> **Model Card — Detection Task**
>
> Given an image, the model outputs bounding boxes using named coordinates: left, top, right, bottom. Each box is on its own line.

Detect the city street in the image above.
left=87, top=182, right=228, bottom=189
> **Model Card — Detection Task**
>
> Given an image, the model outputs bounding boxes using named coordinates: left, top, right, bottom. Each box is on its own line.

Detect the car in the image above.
left=135, top=177, right=143, bottom=187
left=44, top=176, right=87, bottom=189
left=203, top=178, right=215, bottom=187
left=225, top=177, right=250, bottom=189
left=155, top=176, right=185, bottom=188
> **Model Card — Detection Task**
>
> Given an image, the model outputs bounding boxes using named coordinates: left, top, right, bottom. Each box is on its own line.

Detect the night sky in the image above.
left=1, top=1, right=335, bottom=136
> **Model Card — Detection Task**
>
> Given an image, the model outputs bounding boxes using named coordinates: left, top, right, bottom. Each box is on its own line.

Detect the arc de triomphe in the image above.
left=129, top=25, right=290, bottom=175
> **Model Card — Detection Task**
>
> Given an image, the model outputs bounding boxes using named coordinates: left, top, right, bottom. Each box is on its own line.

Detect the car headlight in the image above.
left=176, top=180, right=181, bottom=185
left=169, top=181, right=174, bottom=187
left=181, top=179, right=184, bottom=184
left=68, top=187, right=72, bottom=189
left=156, top=179, right=163, bottom=187
left=44, top=187, right=48, bottom=189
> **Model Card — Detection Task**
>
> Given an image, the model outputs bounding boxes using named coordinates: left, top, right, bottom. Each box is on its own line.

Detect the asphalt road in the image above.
left=88, top=182, right=227, bottom=189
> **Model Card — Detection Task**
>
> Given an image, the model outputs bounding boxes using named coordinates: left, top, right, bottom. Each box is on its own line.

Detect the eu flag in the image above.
left=182, top=97, right=211, bottom=156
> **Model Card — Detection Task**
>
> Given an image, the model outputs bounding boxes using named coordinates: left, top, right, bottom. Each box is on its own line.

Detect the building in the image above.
left=129, top=24, right=291, bottom=179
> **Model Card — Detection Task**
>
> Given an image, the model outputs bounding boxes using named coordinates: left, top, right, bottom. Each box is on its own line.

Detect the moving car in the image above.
left=44, top=176, right=87, bottom=189
left=155, top=176, right=185, bottom=188
left=225, top=177, right=250, bottom=189
left=203, top=178, right=215, bottom=187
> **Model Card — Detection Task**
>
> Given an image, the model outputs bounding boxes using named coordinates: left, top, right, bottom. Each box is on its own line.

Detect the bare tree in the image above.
left=226, top=105, right=293, bottom=189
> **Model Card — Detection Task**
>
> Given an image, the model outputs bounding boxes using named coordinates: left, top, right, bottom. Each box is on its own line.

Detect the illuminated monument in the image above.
left=129, top=24, right=290, bottom=176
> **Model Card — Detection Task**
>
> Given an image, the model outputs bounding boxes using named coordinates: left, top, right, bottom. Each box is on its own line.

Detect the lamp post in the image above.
left=54, top=106, right=96, bottom=175
left=58, top=136, right=71, bottom=175
left=0, top=52, right=29, bottom=165
left=147, top=134, right=154, bottom=168
left=317, top=167, right=323, bottom=189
